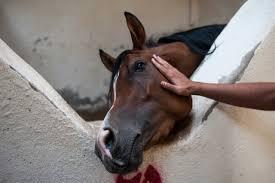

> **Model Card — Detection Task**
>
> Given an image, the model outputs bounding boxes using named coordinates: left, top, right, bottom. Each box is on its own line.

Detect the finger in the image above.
left=156, top=56, right=184, bottom=78
left=160, top=81, right=182, bottom=95
left=152, top=58, right=175, bottom=82
left=151, top=58, right=166, bottom=71
left=155, top=56, right=173, bottom=70
left=152, top=55, right=168, bottom=69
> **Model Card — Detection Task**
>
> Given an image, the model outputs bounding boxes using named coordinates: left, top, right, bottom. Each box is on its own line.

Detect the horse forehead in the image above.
left=126, top=50, right=153, bottom=60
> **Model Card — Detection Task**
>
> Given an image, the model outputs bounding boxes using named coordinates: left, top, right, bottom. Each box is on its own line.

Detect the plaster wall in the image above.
left=198, top=0, right=247, bottom=25
left=204, top=28, right=275, bottom=182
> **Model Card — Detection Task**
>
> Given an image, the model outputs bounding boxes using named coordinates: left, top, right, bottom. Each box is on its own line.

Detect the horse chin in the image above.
left=102, top=155, right=141, bottom=174
left=95, top=137, right=143, bottom=174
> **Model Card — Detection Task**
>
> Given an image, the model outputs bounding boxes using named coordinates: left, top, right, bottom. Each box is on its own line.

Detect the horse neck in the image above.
left=156, top=42, right=203, bottom=78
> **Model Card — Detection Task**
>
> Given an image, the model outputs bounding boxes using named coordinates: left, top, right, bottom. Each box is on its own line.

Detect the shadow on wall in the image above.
left=58, top=87, right=109, bottom=121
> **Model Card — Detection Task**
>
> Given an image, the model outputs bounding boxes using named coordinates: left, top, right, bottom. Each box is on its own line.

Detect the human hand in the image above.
left=151, top=55, right=196, bottom=96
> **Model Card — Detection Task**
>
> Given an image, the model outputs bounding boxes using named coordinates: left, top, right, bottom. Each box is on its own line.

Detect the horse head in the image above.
left=95, top=12, right=224, bottom=174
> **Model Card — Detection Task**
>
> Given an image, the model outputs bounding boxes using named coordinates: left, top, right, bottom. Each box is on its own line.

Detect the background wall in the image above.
left=198, top=0, right=247, bottom=25
left=0, top=0, right=246, bottom=120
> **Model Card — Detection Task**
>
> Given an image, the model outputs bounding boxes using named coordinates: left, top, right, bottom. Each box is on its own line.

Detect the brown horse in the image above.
left=95, top=12, right=224, bottom=174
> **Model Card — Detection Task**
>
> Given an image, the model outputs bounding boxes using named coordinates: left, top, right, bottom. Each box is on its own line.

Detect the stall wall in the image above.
left=166, top=26, right=275, bottom=183
left=198, top=0, right=247, bottom=25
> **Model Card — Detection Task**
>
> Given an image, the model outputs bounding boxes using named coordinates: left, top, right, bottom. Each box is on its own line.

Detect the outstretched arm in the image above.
left=151, top=55, right=275, bottom=111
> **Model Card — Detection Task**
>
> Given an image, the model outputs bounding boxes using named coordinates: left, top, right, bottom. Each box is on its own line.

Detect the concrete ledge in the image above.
left=0, top=49, right=115, bottom=182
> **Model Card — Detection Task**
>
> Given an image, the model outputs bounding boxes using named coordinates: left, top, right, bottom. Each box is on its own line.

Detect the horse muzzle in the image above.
left=95, top=126, right=143, bottom=174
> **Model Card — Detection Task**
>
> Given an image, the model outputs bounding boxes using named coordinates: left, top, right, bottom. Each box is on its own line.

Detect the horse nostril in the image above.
left=104, top=129, right=115, bottom=150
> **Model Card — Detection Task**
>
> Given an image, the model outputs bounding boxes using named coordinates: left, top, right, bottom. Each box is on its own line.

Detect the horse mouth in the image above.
left=95, top=133, right=126, bottom=171
left=95, top=146, right=129, bottom=174
left=95, top=128, right=143, bottom=174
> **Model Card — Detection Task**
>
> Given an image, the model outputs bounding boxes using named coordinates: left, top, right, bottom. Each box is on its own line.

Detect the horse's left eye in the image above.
left=134, top=61, right=145, bottom=72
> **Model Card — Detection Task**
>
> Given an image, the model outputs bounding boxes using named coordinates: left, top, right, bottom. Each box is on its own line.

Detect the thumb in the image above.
left=161, top=81, right=182, bottom=95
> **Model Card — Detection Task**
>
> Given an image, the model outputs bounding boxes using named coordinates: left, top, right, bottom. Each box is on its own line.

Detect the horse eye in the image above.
left=134, top=61, right=145, bottom=72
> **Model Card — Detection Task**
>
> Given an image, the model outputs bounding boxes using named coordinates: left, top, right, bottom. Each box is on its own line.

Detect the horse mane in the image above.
left=149, top=24, right=225, bottom=55
left=108, top=24, right=225, bottom=100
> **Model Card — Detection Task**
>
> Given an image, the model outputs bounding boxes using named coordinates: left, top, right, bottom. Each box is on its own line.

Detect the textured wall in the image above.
left=193, top=25, right=275, bottom=182
left=0, top=40, right=112, bottom=182
left=198, top=0, right=247, bottom=25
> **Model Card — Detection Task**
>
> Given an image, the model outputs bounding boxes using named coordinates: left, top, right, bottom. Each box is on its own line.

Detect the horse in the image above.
left=95, top=12, right=225, bottom=174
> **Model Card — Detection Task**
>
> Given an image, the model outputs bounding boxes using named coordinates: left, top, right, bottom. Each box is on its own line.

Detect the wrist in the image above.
left=189, top=82, right=202, bottom=95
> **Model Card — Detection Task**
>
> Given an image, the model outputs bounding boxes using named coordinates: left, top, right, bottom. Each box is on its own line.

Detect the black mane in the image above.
left=108, top=24, right=225, bottom=98
left=154, top=24, right=225, bottom=55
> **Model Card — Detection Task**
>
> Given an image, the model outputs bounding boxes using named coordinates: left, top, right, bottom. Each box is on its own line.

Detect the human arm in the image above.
left=151, top=55, right=275, bottom=110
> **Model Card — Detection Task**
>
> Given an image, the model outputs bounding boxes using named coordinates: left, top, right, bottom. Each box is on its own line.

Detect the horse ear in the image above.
left=124, top=12, right=146, bottom=50
left=99, top=49, right=115, bottom=72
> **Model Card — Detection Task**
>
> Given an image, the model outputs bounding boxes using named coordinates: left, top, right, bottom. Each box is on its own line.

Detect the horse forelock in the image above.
left=108, top=50, right=132, bottom=103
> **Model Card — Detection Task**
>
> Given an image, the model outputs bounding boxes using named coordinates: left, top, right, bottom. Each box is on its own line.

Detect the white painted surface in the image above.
left=0, top=52, right=112, bottom=182
left=191, top=0, right=275, bottom=127
left=1, top=0, right=275, bottom=182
